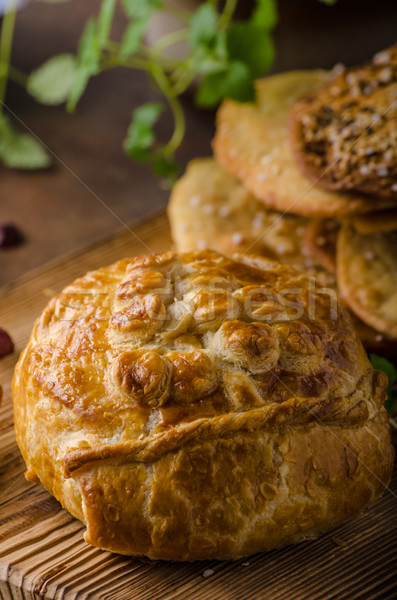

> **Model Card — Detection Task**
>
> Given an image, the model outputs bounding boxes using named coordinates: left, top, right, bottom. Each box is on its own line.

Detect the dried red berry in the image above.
left=0, top=329, right=14, bottom=357
left=0, top=223, right=24, bottom=249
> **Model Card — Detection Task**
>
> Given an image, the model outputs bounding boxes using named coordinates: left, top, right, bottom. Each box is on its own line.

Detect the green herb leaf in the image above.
left=0, top=120, right=51, bottom=170
left=227, top=22, right=275, bottom=78
left=97, top=0, right=116, bottom=49
left=27, top=54, right=77, bottom=105
left=35, top=0, right=72, bottom=4
left=252, top=0, right=278, bottom=30
left=153, top=155, right=179, bottom=180
left=370, top=354, right=397, bottom=414
left=188, top=4, right=218, bottom=50
left=122, top=0, right=163, bottom=19
left=196, top=60, right=254, bottom=108
left=67, top=18, right=99, bottom=112
left=120, top=0, right=163, bottom=56
left=120, top=17, right=148, bottom=57
left=124, top=102, right=164, bottom=161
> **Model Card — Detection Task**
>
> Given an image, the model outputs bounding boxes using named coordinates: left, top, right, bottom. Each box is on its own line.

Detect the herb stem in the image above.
left=105, top=54, right=151, bottom=71
left=0, top=0, right=18, bottom=118
left=165, top=3, right=191, bottom=24
left=151, top=64, right=185, bottom=155
left=8, top=65, right=27, bottom=87
left=219, top=0, right=238, bottom=27
left=151, top=28, right=189, bottom=56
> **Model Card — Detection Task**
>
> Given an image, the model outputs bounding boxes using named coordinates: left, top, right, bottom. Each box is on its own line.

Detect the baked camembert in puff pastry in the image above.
left=13, top=250, right=394, bottom=560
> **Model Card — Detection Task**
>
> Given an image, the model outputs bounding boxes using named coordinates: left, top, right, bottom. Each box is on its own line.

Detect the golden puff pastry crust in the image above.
left=13, top=250, right=394, bottom=560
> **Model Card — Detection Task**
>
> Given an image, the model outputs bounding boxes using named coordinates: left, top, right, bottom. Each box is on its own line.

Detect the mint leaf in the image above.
left=120, top=0, right=163, bottom=56
left=370, top=354, right=397, bottom=414
left=0, top=121, right=51, bottom=170
left=227, top=22, right=275, bottom=78
left=189, top=4, right=217, bottom=50
left=120, top=17, right=147, bottom=57
left=252, top=0, right=278, bottom=29
left=122, top=0, right=163, bottom=19
left=387, top=391, right=397, bottom=415
left=190, top=29, right=227, bottom=77
left=67, top=18, right=99, bottom=112
left=27, top=54, right=77, bottom=105
left=124, top=102, right=164, bottom=161
left=97, top=0, right=116, bottom=49
left=196, top=60, right=254, bottom=108
left=153, top=155, right=179, bottom=180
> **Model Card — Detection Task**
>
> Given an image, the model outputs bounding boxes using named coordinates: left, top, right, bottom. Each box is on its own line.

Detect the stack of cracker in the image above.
left=168, top=45, right=397, bottom=357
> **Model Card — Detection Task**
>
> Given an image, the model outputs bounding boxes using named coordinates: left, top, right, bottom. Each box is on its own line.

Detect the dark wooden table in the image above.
left=1, top=0, right=396, bottom=287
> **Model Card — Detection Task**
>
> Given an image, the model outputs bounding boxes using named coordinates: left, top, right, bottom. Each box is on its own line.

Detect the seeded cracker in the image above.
left=213, top=71, right=396, bottom=218
left=289, top=44, right=397, bottom=201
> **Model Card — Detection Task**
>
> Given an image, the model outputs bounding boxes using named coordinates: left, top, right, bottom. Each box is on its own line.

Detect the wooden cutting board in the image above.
left=0, top=213, right=396, bottom=600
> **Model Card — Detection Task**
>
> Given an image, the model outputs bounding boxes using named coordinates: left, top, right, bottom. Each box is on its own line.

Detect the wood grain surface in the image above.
left=0, top=214, right=396, bottom=600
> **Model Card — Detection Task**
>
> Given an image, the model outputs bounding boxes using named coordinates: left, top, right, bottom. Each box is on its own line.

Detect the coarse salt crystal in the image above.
left=202, top=569, right=214, bottom=578
left=252, top=214, right=265, bottom=229
left=257, top=173, right=267, bottom=182
left=346, top=73, right=356, bottom=86
left=379, top=67, right=392, bottom=82
left=384, top=150, right=392, bottom=162
left=270, top=164, right=280, bottom=175
left=364, top=251, right=374, bottom=260
left=373, top=50, right=389, bottom=65
left=359, top=165, right=371, bottom=176
left=197, top=240, right=207, bottom=250
left=331, top=63, right=345, bottom=76
left=218, top=206, right=231, bottom=218
left=232, top=232, right=243, bottom=245
left=391, top=184, right=397, bottom=193
left=376, top=165, right=388, bottom=177
left=375, top=334, right=384, bottom=342
left=190, top=195, right=201, bottom=207
left=203, top=203, right=214, bottom=214
left=277, top=243, right=288, bottom=255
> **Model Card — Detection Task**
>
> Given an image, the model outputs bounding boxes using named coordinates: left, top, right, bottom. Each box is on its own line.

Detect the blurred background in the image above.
left=1, top=0, right=396, bottom=285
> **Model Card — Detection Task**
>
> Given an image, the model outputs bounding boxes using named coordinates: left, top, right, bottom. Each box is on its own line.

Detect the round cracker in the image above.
left=348, top=208, right=397, bottom=235
left=337, top=225, right=397, bottom=339
left=168, top=158, right=334, bottom=287
left=213, top=70, right=396, bottom=218
left=303, top=219, right=339, bottom=274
